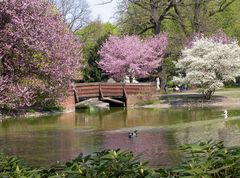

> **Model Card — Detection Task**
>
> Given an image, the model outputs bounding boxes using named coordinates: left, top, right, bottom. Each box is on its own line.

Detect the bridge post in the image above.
left=122, top=84, right=127, bottom=107
left=73, top=88, right=79, bottom=103
left=99, top=83, right=104, bottom=100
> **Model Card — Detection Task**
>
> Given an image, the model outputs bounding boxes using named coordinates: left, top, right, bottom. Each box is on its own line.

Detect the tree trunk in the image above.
left=159, top=67, right=168, bottom=94
left=193, top=0, right=202, bottom=33
left=203, top=90, right=214, bottom=100
left=150, top=0, right=161, bottom=35
left=129, top=76, right=133, bottom=83
left=159, top=77, right=167, bottom=93
left=154, top=22, right=161, bottom=35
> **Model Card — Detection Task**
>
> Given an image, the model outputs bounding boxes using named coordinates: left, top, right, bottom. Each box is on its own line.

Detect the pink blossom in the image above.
left=98, top=34, right=168, bottom=81
left=0, top=0, right=81, bottom=110
left=186, top=30, right=234, bottom=49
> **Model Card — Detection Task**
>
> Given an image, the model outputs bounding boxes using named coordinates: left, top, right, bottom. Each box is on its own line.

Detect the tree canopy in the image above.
left=99, top=34, right=168, bottom=81
left=76, top=21, right=118, bottom=82
left=50, top=0, right=91, bottom=32
left=0, top=0, right=81, bottom=111
left=174, top=32, right=240, bottom=99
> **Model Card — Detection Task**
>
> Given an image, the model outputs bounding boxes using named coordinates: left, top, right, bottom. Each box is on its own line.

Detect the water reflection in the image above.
left=0, top=107, right=240, bottom=167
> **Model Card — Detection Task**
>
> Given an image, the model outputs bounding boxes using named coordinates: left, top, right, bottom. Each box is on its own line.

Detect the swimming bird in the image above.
left=223, top=109, right=228, bottom=119
left=128, top=130, right=138, bottom=138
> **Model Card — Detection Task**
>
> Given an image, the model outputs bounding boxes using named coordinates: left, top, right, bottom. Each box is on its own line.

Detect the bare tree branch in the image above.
left=209, top=0, right=236, bottom=16
left=50, top=0, right=91, bottom=32
left=137, top=25, right=154, bottom=34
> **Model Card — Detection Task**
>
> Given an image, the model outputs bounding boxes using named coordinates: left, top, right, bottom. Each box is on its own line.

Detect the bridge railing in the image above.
left=74, top=82, right=156, bottom=99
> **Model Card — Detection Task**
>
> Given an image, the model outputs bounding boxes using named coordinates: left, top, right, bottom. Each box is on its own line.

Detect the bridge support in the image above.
left=59, top=89, right=76, bottom=111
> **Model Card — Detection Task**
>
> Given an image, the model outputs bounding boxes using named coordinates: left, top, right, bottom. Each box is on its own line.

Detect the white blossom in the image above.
left=174, top=38, right=240, bottom=99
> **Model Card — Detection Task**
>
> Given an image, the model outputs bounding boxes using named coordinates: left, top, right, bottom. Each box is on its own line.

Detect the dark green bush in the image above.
left=1, top=141, right=240, bottom=178
left=57, top=149, right=159, bottom=178
left=0, top=153, right=43, bottom=177
left=158, top=140, right=240, bottom=178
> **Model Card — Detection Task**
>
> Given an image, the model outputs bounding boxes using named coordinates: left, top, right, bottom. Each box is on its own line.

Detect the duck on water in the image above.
left=128, top=130, right=137, bottom=139
left=224, top=109, right=228, bottom=119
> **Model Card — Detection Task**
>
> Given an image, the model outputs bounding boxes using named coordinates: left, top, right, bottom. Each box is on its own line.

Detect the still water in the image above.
left=1, top=107, right=240, bottom=168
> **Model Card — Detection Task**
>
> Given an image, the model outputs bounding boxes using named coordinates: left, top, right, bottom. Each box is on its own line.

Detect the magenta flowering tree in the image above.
left=211, top=30, right=234, bottom=44
left=98, top=34, right=168, bottom=82
left=0, top=0, right=81, bottom=110
left=186, top=30, right=233, bottom=49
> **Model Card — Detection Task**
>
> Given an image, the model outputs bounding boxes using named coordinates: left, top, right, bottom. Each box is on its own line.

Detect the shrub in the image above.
left=1, top=141, right=240, bottom=177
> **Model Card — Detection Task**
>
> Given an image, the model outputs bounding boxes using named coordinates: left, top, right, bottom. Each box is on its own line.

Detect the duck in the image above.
left=128, top=130, right=137, bottom=138
left=223, top=109, right=228, bottom=119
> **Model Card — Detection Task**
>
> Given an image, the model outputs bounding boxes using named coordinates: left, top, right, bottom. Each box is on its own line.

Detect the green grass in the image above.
left=215, top=88, right=240, bottom=98
left=138, top=100, right=160, bottom=106
left=167, top=87, right=240, bottom=98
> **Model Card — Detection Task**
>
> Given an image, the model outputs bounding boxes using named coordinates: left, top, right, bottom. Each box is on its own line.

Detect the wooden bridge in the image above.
left=73, top=83, right=156, bottom=107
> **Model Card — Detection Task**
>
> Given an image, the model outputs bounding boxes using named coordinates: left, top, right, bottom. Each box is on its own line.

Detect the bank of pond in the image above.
left=1, top=140, right=240, bottom=177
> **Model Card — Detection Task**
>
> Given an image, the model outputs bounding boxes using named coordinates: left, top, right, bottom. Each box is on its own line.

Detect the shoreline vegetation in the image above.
left=0, top=109, right=74, bottom=121
left=1, top=88, right=240, bottom=121
left=1, top=141, right=240, bottom=177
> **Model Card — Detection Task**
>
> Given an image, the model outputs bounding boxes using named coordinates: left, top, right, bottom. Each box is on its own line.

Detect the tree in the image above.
left=76, top=22, right=118, bottom=82
left=50, top=0, right=91, bottom=31
left=117, top=0, right=182, bottom=35
left=98, top=34, right=168, bottom=82
left=116, top=0, right=237, bottom=92
left=210, top=0, right=240, bottom=42
left=174, top=32, right=240, bottom=99
left=0, top=0, right=81, bottom=111
left=117, top=0, right=237, bottom=36
left=172, top=0, right=237, bottom=35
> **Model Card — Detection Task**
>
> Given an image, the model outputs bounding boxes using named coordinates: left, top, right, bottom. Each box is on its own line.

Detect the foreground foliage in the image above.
left=1, top=141, right=240, bottom=177
left=160, top=140, right=240, bottom=177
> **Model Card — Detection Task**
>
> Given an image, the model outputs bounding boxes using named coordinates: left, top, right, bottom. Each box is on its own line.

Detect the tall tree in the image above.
left=117, top=0, right=237, bottom=36
left=50, top=0, right=91, bottom=31
left=172, top=0, right=237, bottom=36
left=116, top=0, right=237, bottom=91
left=210, top=0, right=240, bottom=42
left=117, top=0, right=182, bottom=35
left=99, top=34, right=168, bottom=82
left=76, top=21, right=118, bottom=82
left=0, top=0, right=81, bottom=111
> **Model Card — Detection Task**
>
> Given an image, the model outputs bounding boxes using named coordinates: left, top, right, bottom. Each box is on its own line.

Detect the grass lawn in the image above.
left=152, top=87, right=240, bottom=108
left=167, top=87, right=240, bottom=99
left=137, top=87, right=240, bottom=108
left=215, top=87, right=240, bottom=98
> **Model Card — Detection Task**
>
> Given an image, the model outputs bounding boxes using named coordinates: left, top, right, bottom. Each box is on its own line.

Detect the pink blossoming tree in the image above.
left=186, top=30, right=233, bottom=49
left=98, top=34, right=168, bottom=82
left=0, top=0, right=81, bottom=111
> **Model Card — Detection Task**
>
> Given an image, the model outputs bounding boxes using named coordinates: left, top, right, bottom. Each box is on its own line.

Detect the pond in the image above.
left=1, top=107, right=240, bottom=168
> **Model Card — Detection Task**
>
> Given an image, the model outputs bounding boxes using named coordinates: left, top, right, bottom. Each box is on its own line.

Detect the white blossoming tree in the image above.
left=174, top=33, right=240, bottom=99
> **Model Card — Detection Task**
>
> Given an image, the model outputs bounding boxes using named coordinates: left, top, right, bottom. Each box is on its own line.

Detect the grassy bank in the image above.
left=140, top=87, right=240, bottom=108
left=1, top=141, right=240, bottom=177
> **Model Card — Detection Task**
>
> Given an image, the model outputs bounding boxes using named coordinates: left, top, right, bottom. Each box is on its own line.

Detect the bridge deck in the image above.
left=74, top=83, right=155, bottom=97
left=73, top=82, right=156, bottom=107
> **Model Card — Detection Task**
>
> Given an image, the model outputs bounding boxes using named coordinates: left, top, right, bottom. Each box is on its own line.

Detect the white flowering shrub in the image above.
left=174, top=37, right=240, bottom=99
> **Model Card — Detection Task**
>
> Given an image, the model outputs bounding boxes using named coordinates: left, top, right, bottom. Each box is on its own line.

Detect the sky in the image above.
left=87, top=0, right=118, bottom=23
